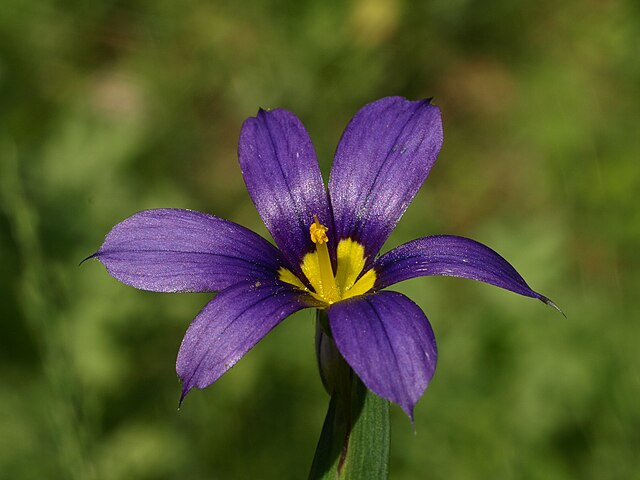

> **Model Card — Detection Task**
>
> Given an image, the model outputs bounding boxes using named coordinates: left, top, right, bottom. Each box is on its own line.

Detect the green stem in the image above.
left=309, top=310, right=390, bottom=480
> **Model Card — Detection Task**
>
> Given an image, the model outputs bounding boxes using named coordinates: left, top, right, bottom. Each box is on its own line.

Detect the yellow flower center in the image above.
left=278, top=216, right=376, bottom=306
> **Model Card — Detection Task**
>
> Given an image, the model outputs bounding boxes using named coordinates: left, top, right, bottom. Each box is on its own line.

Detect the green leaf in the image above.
left=309, top=311, right=390, bottom=479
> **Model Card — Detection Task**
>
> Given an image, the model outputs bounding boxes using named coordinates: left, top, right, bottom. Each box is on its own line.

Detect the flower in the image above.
left=91, top=96, right=556, bottom=419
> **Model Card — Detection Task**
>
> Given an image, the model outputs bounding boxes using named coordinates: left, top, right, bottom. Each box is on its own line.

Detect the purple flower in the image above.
left=92, top=97, right=555, bottom=419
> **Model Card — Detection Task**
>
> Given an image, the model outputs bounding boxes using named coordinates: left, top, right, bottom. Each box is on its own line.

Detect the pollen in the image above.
left=310, top=215, right=329, bottom=244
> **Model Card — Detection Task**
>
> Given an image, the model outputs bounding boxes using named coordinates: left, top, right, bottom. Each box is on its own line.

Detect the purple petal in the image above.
left=94, top=209, right=285, bottom=292
left=238, top=108, right=332, bottom=276
left=329, top=97, right=443, bottom=262
left=328, top=291, right=437, bottom=419
left=177, top=280, right=313, bottom=400
left=373, top=235, right=548, bottom=301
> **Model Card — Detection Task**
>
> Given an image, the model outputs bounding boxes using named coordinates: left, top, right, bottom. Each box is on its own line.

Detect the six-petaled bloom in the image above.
left=91, top=96, right=556, bottom=419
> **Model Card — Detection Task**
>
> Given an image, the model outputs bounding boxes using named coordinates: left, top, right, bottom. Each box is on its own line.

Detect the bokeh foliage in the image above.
left=1, top=0, right=639, bottom=478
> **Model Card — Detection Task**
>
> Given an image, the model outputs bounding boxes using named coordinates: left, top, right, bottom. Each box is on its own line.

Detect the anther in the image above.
left=310, top=215, right=329, bottom=244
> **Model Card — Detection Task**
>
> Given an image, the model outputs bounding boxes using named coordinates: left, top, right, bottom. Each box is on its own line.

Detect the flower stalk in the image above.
left=310, top=310, right=390, bottom=479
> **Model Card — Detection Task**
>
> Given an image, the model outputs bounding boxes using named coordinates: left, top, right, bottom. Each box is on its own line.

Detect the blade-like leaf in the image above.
left=309, top=311, right=390, bottom=479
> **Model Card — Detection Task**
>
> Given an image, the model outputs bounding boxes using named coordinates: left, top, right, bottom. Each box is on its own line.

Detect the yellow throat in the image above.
left=278, top=215, right=376, bottom=306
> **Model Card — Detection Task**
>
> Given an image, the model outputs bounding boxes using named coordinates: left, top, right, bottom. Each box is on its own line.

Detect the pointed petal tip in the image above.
left=540, top=295, right=566, bottom=318
left=79, top=252, right=98, bottom=267
left=403, top=404, right=416, bottom=427
left=178, top=385, right=191, bottom=409
left=256, top=106, right=275, bottom=117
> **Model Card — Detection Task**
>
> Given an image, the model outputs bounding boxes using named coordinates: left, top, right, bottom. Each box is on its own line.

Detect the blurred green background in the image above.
left=1, top=0, right=639, bottom=478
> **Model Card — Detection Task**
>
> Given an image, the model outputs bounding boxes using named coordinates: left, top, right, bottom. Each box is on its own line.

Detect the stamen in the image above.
left=310, top=215, right=329, bottom=244
left=309, top=216, right=338, bottom=303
